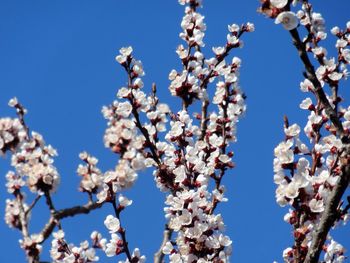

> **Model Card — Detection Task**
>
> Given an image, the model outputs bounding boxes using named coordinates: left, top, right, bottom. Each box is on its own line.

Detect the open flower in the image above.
left=309, top=199, right=325, bottom=213
left=104, top=215, right=120, bottom=233
left=270, top=0, right=288, bottom=9
left=275, top=11, right=298, bottom=30
left=118, top=194, right=133, bottom=207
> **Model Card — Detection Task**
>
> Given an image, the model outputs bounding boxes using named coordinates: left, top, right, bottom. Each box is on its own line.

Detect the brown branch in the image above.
left=112, top=199, right=133, bottom=262
left=289, top=27, right=350, bottom=263
left=43, top=191, right=63, bottom=231
left=154, top=225, right=173, bottom=263
left=44, top=191, right=56, bottom=214
left=131, top=104, right=161, bottom=166
left=25, top=195, right=41, bottom=217
left=39, top=201, right=103, bottom=244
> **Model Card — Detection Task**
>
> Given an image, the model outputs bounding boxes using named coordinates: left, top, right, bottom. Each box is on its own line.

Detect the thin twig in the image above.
left=44, top=191, right=62, bottom=230
left=112, top=199, right=133, bottom=262
left=25, top=195, right=41, bottom=217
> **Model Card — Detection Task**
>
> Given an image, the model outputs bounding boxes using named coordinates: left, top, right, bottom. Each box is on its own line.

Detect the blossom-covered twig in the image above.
left=261, top=0, right=350, bottom=262
left=111, top=198, right=132, bottom=261
left=290, top=24, right=350, bottom=263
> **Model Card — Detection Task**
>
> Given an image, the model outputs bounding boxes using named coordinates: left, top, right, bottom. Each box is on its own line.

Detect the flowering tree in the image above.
left=1, top=0, right=349, bottom=263
left=261, top=0, right=350, bottom=262
left=1, top=0, right=254, bottom=262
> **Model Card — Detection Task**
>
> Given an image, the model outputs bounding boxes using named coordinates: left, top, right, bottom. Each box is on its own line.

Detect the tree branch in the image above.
left=25, top=195, right=41, bottom=217
left=112, top=199, right=133, bottom=262
left=154, top=225, right=173, bottom=263
left=289, top=27, right=350, bottom=263
left=39, top=201, right=103, bottom=244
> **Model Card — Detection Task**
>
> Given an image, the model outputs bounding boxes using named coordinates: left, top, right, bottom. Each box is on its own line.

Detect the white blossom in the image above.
left=104, top=215, right=120, bottom=233
left=270, top=0, right=288, bottom=9
left=275, top=12, right=299, bottom=30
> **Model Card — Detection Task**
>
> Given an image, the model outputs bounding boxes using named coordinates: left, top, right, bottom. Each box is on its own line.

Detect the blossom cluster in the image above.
left=264, top=0, right=350, bottom=261
left=5, top=170, right=27, bottom=230
left=11, top=131, right=60, bottom=194
left=5, top=197, right=26, bottom=229
left=50, top=230, right=99, bottom=263
left=1, top=102, right=60, bottom=211
left=163, top=186, right=232, bottom=262
left=0, top=98, right=62, bottom=260
left=1, top=98, right=141, bottom=263
left=20, top=235, right=43, bottom=262
left=97, top=46, right=168, bottom=204
left=103, top=211, right=145, bottom=263
left=98, top=0, right=252, bottom=261
left=145, top=0, right=252, bottom=261
left=0, top=117, right=26, bottom=155
left=77, top=152, right=102, bottom=194
left=274, top=121, right=346, bottom=262
left=0, top=97, right=60, bottom=195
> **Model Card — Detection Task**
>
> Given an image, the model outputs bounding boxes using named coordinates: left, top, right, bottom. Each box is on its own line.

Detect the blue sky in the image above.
left=0, top=0, right=349, bottom=262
